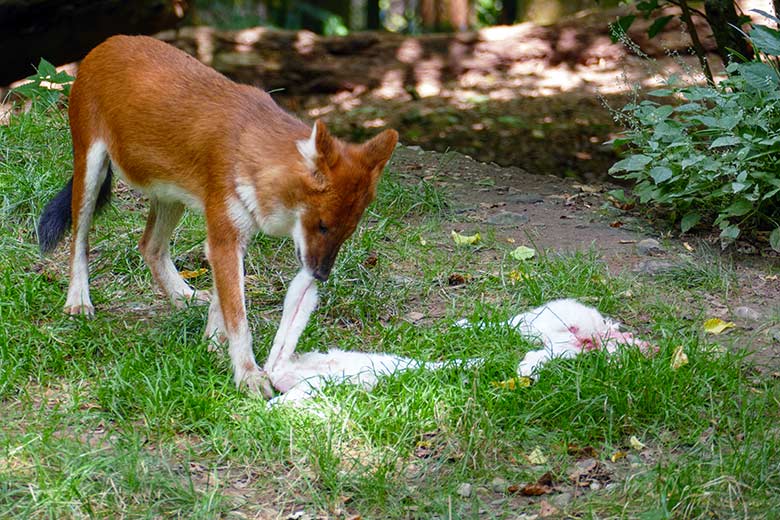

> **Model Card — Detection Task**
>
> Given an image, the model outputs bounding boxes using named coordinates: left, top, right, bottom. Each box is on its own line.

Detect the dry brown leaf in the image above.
left=362, top=251, right=378, bottom=268
left=567, top=444, right=598, bottom=459
left=448, top=273, right=469, bottom=286
left=521, top=483, right=553, bottom=496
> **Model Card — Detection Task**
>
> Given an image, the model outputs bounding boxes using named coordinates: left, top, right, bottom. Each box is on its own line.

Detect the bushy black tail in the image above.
left=37, top=168, right=113, bottom=254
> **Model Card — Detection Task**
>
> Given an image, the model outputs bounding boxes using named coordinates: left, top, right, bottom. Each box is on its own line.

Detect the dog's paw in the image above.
left=65, top=303, right=95, bottom=317
left=239, top=368, right=275, bottom=399
left=173, top=289, right=211, bottom=309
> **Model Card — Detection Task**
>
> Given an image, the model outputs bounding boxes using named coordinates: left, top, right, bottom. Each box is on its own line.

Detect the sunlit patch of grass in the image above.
left=1, top=105, right=779, bottom=519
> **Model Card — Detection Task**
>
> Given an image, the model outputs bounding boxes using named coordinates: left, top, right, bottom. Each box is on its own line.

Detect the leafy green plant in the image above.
left=10, top=58, right=74, bottom=107
left=610, top=11, right=780, bottom=251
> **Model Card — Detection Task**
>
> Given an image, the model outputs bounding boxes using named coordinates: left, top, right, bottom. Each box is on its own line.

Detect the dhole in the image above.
left=37, top=35, right=398, bottom=397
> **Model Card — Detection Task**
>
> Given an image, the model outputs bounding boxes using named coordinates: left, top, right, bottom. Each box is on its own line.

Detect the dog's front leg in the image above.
left=264, top=269, right=318, bottom=378
left=206, top=221, right=273, bottom=398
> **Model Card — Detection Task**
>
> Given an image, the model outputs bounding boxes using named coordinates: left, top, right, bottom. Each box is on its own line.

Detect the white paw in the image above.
left=237, top=367, right=275, bottom=399
left=65, top=303, right=95, bottom=317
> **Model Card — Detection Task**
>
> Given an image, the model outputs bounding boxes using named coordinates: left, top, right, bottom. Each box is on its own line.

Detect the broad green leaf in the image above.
left=749, top=25, right=780, bottom=56
left=724, top=199, right=752, bottom=216
left=691, top=115, right=720, bottom=126
left=719, top=224, right=740, bottom=242
left=609, top=154, right=652, bottom=173
left=680, top=212, right=700, bottom=233
left=737, top=62, right=780, bottom=88
left=675, top=102, right=702, bottom=112
left=710, top=136, right=741, bottom=148
left=649, top=166, right=673, bottom=183
left=770, top=227, right=780, bottom=252
left=510, top=246, right=536, bottom=261
left=452, top=230, right=481, bottom=246
left=648, top=15, right=674, bottom=38
left=681, top=155, right=704, bottom=169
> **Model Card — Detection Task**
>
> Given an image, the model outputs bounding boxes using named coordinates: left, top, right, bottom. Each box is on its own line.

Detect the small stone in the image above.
left=551, top=492, right=573, bottom=508
left=735, top=306, right=762, bottom=321
left=491, top=477, right=508, bottom=493
left=456, top=482, right=472, bottom=498
left=590, top=481, right=602, bottom=491
left=634, top=260, right=678, bottom=275
left=487, top=211, right=529, bottom=225
left=771, top=328, right=780, bottom=343
left=636, top=238, right=664, bottom=256
left=404, top=311, right=425, bottom=323
left=509, top=193, right=544, bottom=204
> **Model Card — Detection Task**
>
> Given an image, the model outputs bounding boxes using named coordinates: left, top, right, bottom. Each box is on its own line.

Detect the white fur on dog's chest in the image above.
left=233, top=178, right=297, bottom=237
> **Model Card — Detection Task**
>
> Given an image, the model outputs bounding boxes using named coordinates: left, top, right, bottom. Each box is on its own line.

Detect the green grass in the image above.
left=1, top=105, right=779, bottom=519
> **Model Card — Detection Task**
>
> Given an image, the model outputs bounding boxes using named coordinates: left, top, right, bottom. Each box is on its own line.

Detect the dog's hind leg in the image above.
left=139, top=199, right=210, bottom=307
left=64, top=141, right=109, bottom=316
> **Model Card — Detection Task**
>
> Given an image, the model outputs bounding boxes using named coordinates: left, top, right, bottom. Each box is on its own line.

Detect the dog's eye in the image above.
left=318, top=221, right=328, bottom=234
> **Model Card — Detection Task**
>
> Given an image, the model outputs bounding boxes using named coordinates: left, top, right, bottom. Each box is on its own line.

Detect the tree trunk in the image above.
left=0, top=0, right=187, bottom=85
left=420, top=0, right=439, bottom=31
left=366, top=0, right=381, bottom=30
left=704, top=0, right=753, bottom=62
left=501, top=0, right=518, bottom=25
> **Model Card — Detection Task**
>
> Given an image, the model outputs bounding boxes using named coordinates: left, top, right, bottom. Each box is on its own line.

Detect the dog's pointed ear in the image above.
left=314, top=120, right=338, bottom=167
left=296, top=119, right=339, bottom=174
left=361, top=129, right=398, bottom=180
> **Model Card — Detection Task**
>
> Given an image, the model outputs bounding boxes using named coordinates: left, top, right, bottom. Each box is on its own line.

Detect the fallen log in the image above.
left=0, top=0, right=187, bottom=85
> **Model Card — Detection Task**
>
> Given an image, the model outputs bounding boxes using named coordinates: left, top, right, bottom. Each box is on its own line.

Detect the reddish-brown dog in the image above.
left=38, top=35, right=398, bottom=397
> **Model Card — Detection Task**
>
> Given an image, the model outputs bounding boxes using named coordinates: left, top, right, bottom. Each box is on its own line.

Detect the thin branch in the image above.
left=678, top=0, right=716, bottom=84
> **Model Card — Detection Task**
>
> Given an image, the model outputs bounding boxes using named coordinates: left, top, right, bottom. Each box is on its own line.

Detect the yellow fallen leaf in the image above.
left=629, top=436, right=646, bottom=450
left=703, top=318, right=736, bottom=335
left=610, top=450, right=627, bottom=462
left=508, top=270, right=530, bottom=283
left=527, top=447, right=548, bottom=465
left=180, top=268, right=208, bottom=279
left=510, top=246, right=536, bottom=261
left=683, top=241, right=695, bottom=252
left=506, top=237, right=516, bottom=244
left=671, top=345, right=689, bottom=370
left=451, top=230, right=481, bottom=246
left=491, top=377, right=532, bottom=390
